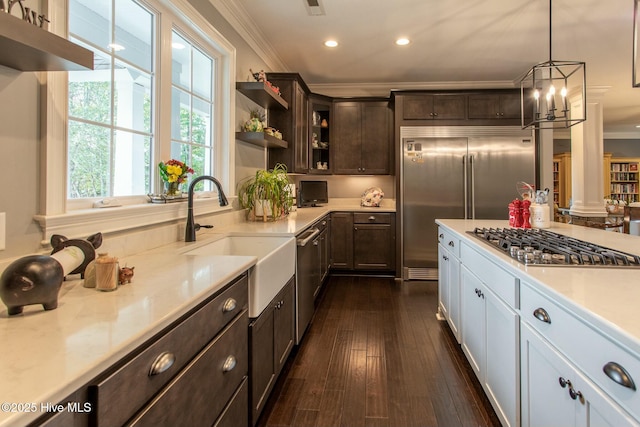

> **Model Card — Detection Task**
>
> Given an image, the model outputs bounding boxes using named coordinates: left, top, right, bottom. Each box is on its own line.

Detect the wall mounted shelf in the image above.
left=236, top=82, right=288, bottom=110
left=236, top=132, right=288, bottom=149
left=0, top=12, right=93, bottom=71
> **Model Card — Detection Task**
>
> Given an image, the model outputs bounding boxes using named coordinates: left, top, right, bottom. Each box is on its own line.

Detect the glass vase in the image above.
left=164, top=181, right=181, bottom=197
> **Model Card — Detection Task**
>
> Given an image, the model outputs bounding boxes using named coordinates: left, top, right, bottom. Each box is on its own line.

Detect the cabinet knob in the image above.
left=603, top=361, right=637, bottom=390
left=439, top=233, right=444, bottom=240
left=222, top=355, right=237, bottom=372
left=222, top=298, right=237, bottom=313
left=448, top=240, right=455, bottom=247
left=569, top=386, right=583, bottom=402
left=496, top=112, right=500, bottom=116
left=149, top=351, right=176, bottom=376
left=533, top=307, right=551, bottom=324
left=433, top=112, right=438, bottom=117
left=559, top=377, right=568, bottom=388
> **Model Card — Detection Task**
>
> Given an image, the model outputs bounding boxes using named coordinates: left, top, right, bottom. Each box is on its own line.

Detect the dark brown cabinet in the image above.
left=309, top=94, right=332, bottom=174
left=249, top=277, right=295, bottom=426
left=267, top=73, right=310, bottom=173
left=332, top=100, right=392, bottom=175
left=330, top=212, right=354, bottom=269
left=85, top=274, right=249, bottom=427
left=330, top=212, right=396, bottom=272
left=402, top=94, right=466, bottom=120
left=353, top=213, right=395, bottom=271
left=468, top=92, right=521, bottom=120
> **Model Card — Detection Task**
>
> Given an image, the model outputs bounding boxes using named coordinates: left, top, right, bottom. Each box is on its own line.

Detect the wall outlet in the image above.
left=0, top=212, right=5, bottom=251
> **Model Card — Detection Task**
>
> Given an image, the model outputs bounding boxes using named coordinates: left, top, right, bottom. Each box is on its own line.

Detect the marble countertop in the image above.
left=0, top=239, right=256, bottom=427
left=436, top=219, right=640, bottom=357
left=0, top=199, right=396, bottom=426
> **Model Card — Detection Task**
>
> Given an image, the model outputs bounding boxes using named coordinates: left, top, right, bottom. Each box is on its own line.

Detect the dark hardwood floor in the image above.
left=256, top=275, right=501, bottom=427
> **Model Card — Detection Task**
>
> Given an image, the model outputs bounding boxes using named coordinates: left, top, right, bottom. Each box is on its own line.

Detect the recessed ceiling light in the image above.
left=636, top=125, right=640, bottom=128
left=396, top=38, right=410, bottom=46
left=108, top=43, right=125, bottom=51
left=324, top=40, right=338, bottom=48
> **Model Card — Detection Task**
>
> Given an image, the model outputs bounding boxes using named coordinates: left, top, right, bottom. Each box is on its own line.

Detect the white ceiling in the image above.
left=216, top=0, right=640, bottom=137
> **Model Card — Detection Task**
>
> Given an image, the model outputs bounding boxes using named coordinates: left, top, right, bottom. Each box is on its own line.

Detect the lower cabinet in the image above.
left=437, top=228, right=461, bottom=342
left=86, top=273, right=249, bottom=427
left=249, top=276, right=295, bottom=426
left=521, top=323, right=637, bottom=427
left=330, top=212, right=396, bottom=272
left=459, top=261, right=519, bottom=427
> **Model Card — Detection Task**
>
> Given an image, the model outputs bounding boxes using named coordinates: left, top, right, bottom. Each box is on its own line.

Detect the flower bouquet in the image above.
left=158, top=159, right=194, bottom=197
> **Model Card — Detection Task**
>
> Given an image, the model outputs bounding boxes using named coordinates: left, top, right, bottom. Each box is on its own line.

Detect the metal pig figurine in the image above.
left=0, top=233, right=102, bottom=315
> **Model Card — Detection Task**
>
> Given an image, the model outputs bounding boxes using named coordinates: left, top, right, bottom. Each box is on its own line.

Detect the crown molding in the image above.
left=210, top=0, right=288, bottom=72
left=307, top=80, right=518, bottom=98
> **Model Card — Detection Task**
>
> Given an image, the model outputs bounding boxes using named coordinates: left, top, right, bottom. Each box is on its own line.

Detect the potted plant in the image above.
left=238, top=163, right=294, bottom=221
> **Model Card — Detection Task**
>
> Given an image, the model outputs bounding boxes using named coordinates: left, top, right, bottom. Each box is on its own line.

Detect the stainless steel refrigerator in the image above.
left=401, top=126, right=536, bottom=280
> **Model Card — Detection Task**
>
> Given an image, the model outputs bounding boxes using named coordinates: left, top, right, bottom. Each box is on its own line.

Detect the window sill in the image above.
left=33, top=197, right=234, bottom=245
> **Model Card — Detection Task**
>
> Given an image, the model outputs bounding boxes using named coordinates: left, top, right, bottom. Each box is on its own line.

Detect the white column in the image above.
left=569, top=87, right=609, bottom=218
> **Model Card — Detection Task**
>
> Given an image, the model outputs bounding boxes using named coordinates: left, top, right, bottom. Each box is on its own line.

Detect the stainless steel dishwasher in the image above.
left=295, top=217, right=328, bottom=344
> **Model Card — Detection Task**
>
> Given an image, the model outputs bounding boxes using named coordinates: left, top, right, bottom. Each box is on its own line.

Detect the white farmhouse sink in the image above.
left=185, top=236, right=295, bottom=317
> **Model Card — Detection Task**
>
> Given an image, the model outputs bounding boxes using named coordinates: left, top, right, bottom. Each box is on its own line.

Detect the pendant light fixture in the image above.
left=520, top=0, right=586, bottom=129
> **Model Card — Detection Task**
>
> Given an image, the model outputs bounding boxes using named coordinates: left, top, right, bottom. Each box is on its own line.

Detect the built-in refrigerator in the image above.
left=401, top=126, right=536, bottom=280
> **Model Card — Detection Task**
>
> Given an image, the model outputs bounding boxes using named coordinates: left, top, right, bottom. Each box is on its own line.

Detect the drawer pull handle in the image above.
left=368, top=216, right=375, bottom=221
left=149, top=352, right=176, bottom=376
left=448, top=241, right=455, bottom=247
left=603, top=362, right=637, bottom=391
left=222, top=355, right=237, bottom=373
left=533, top=307, right=551, bottom=324
left=222, top=298, right=237, bottom=313
left=439, top=233, right=444, bottom=239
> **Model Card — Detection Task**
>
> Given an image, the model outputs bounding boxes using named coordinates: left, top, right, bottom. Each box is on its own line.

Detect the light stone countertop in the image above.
left=0, top=198, right=396, bottom=426
left=436, top=219, right=640, bottom=357
left=0, top=240, right=257, bottom=427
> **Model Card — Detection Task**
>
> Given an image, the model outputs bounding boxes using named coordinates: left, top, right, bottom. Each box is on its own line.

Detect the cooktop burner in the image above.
left=468, top=227, right=640, bottom=267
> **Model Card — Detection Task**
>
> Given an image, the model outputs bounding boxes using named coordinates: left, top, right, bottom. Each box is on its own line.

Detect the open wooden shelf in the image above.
left=236, top=132, right=288, bottom=149
left=236, top=82, right=288, bottom=110
left=0, top=12, right=93, bottom=71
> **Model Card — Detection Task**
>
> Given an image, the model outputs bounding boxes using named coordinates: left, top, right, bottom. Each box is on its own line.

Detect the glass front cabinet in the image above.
left=309, top=94, right=332, bottom=174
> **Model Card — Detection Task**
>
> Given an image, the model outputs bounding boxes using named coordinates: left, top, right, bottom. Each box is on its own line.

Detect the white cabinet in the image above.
left=521, top=323, right=638, bottom=427
left=461, top=264, right=519, bottom=427
left=520, top=282, right=640, bottom=426
left=437, top=227, right=461, bottom=342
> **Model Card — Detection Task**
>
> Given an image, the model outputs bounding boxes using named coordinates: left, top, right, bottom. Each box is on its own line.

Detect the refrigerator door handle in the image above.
left=470, top=154, right=476, bottom=219
left=463, top=154, right=468, bottom=219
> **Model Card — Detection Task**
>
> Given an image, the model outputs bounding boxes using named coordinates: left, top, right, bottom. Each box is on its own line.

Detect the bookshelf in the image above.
left=609, top=158, right=640, bottom=204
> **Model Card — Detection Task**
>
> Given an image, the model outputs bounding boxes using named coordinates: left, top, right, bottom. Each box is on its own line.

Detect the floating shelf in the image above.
left=236, top=82, right=288, bottom=110
left=0, top=12, right=93, bottom=71
left=236, top=132, right=288, bottom=149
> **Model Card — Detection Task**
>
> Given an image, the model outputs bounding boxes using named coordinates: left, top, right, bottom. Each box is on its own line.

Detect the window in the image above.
left=68, top=0, right=155, bottom=199
left=66, top=0, right=223, bottom=201
left=35, top=0, right=235, bottom=240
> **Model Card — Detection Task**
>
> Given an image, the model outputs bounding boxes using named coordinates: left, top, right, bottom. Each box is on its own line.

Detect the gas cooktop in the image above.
left=468, top=227, right=640, bottom=268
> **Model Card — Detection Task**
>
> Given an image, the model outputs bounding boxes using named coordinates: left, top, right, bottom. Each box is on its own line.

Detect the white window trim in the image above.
left=35, top=0, right=236, bottom=244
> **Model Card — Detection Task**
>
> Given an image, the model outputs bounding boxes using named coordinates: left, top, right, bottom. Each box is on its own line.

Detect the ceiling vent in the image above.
left=305, top=0, right=325, bottom=16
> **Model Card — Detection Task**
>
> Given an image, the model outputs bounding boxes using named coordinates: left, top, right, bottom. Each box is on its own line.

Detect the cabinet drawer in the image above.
left=460, top=242, right=517, bottom=308
left=353, top=212, right=391, bottom=224
left=437, top=226, right=460, bottom=258
left=521, top=282, right=640, bottom=421
left=214, top=376, right=248, bottom=427
left=91, top=274, right=248, bottom=427
left=129, top=312, right=249, bottom=426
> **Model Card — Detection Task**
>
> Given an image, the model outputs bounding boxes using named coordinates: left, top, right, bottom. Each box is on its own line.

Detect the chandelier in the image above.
left=520, top=0, right=586, bottom=129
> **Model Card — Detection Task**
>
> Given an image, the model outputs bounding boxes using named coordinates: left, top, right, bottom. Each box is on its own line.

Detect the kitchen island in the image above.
left=437, top=219, right=640, bottom=427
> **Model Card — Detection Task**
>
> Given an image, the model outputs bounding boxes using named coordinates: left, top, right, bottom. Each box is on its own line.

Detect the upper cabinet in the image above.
left=309, top=94, right=332, bottom=174
left=394, top=89, right=528, bottom=126
left=266, top=73, right=310, bottom=173
left=402, top=94, right=466, bottom=120
left=0, top=12, right=93, bottom=71
left=468, top=92, right=521, bottom=120
left=332, top=99, right=392, bottom=175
